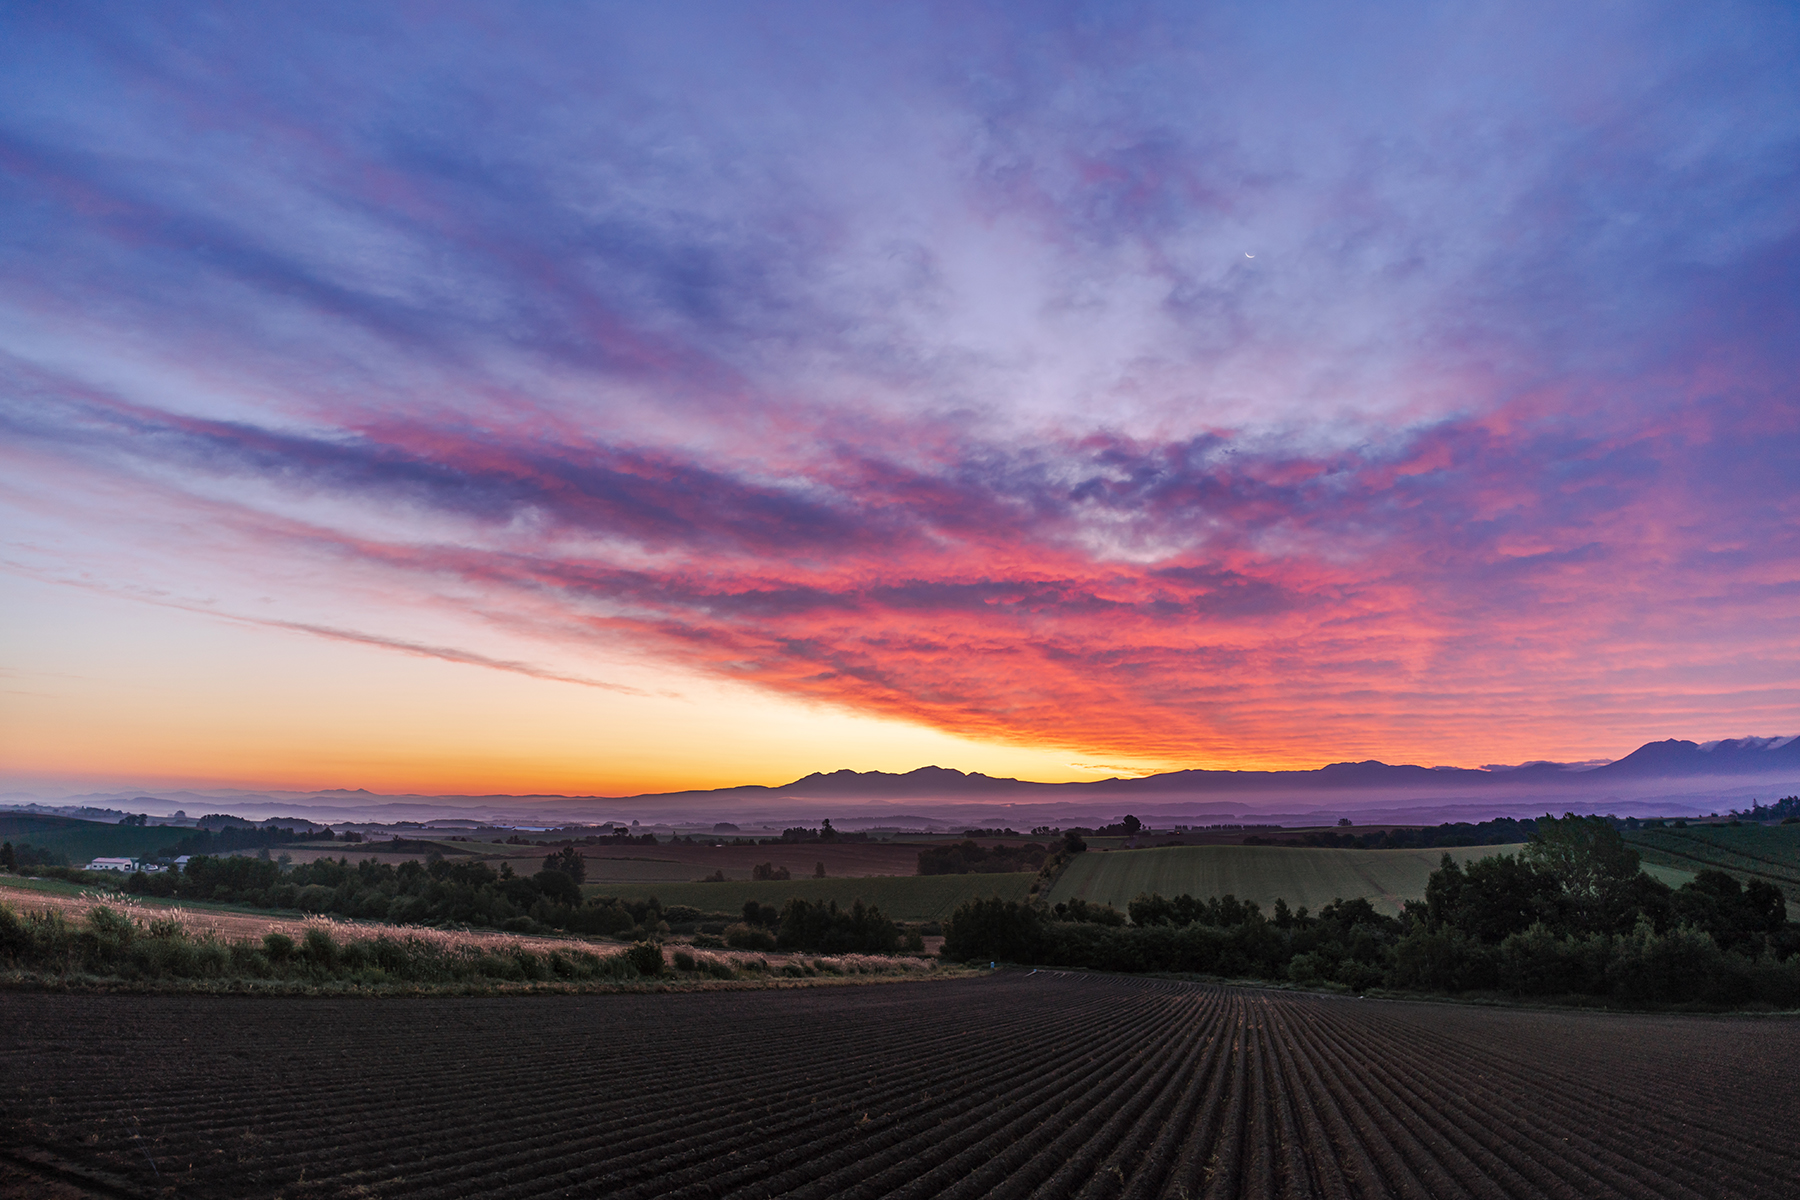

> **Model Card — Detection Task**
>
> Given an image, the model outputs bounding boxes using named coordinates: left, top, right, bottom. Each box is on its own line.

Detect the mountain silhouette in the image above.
left=673, top=735, right=1800, bottom=801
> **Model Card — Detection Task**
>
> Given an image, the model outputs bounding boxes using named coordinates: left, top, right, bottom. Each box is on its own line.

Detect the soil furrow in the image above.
left=4, top=976, right=1799, bottom=1200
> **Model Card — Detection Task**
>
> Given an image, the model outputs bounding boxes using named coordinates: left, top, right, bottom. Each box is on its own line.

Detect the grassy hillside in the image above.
left=1624, top=824, right=1800, bottom=915
left=1044, top=843, right=1527, bottom=916
left=0, top=814, right=188, bottom=864
left=583, top=872, right=1037, bottom=922
left=1639, top=862, right=1697, bottom=891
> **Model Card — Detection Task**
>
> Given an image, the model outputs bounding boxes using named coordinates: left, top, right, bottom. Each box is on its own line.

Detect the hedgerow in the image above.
left=943, top=815, right=1800, bottom=1007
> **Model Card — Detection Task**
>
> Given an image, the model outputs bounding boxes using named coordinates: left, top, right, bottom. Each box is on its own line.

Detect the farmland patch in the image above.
left=1045, top=843, right=1527, bottom=915
left=3, top=974, right=1797, bottom=1198
left=585, top=872, right=1036, bottom=922
left=1626, top=824, right=1800, bottom=917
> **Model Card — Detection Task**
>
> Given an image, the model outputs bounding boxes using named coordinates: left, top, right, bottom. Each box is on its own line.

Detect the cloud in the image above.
left=7, top=356, right=1794, bottom=765
left=1, top=2, right=1797, bottom=768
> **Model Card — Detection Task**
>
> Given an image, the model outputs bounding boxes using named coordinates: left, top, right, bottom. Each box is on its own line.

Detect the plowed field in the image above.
left=4, top=975, right=1797, bottom=1199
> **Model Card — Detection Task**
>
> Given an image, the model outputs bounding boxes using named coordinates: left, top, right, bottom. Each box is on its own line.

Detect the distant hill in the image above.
left=1587, top=736, right=1800, bottom=779
left=13, top=734, right=1794, bottom=828
left=662, top=735, right=1799, bottom=803
left=0, top=813, right=188, bottom=864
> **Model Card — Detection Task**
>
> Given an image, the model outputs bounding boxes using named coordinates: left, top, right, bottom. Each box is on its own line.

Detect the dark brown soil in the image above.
left=4, top=974, right=1797, bottom=1198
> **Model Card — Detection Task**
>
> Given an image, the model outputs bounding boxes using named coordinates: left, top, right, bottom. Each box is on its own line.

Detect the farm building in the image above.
left=85, top=857, right=139, bottom=872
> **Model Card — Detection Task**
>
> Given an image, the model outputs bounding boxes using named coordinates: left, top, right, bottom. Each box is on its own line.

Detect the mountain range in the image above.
left=6, top=736, right=1795, bottom=828
left=641, top=736, right=1800, bottom=802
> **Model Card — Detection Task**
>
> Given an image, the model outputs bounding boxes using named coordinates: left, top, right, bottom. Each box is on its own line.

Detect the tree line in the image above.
left=121, top=851, right=678, bottom=937
left=1244, top=817, right=1540, bottom=850
left=722, top=897, right=903, bottom=954
left=917, top=840, right=1050, bottom=875
left=943, top=815, right=1800, bottom=1006
left=30, top=842, right=914, bottom=955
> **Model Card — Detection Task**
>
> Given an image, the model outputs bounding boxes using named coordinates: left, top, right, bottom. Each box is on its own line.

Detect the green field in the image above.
left=582, top=872, right=1037, bottom=922
left=0, top=814, right=190, bottom=864
left=1639, top=862, right=1697, bottom=891
left=1625, top=824, right=1800, bottom=916
left=1044, top=843, right=1528, bottom=916
left=575, top=857, right=700, bottom=884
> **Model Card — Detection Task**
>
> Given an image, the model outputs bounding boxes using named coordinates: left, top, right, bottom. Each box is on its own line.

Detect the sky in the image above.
left=2, top=2, right=1797, bottom=797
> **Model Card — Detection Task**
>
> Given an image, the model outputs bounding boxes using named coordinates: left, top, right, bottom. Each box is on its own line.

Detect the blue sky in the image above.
left=2, top=2, right=1796, bottom=793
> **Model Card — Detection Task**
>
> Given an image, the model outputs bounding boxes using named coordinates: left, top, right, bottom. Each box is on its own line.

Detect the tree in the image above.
left=1671, top=870, right=1787, bottom=952
left=1522, top=814, right=1643, bottom=931
left=1423, top=853, right=1563, bottom=942
left=942, top=898, right=1041, bottom=962
left=533, top=869, right=582, bottom=907
left=543, top=845, right=586, bottom=883
left=0, top=841, right=14, bottom=870
left=626, top=940, right=664, bottom=976
left=813, top=861, right=826, bottom=878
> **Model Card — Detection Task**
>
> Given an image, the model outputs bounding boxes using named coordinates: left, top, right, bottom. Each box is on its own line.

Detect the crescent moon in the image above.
left=1245, top=253, right=1255, bottom=258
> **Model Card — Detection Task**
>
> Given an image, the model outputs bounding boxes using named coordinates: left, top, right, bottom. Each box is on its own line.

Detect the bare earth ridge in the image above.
left=4, top=973, right=1798, bottom=1198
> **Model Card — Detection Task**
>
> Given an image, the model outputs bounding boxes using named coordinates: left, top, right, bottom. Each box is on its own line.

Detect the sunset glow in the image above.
left=3, top=4, right=1796, bottom=795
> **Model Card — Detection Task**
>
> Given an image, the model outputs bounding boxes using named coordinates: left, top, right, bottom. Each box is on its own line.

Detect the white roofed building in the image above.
left=86, top=857, right=138, bottom=872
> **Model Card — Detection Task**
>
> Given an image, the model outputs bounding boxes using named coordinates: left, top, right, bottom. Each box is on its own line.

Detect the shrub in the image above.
left=1498, top=923, right=1608, bottom=995
left=1051, top=897, right=1127, bottom=927
left=1286, top=952, right=1327, bottom=986
left=263, top=932, right=297, bottom=962
left=84, top=906, right=136, bottom=957
left=0, top=901, right=28, bottom=960
left=1607, top=919, right=1734, bottom=1005
left=302, top=925, right=339, bottom=968
left=1387, top=925, right=1499, bottom=992
left=724, top=923, right=777, bottom=951
left=772, top=898, right=901, bottom=954
left=626, top=940, right=664, bottom=976
left=533, top=869, right=582, bottom=907
left=918, top=841, right=1048, bottom=875
left=146, top=916, right=185, bottom=940
left=671, top=949, right=697, bottom=972
left=941, top=898, right=1041, bottom=962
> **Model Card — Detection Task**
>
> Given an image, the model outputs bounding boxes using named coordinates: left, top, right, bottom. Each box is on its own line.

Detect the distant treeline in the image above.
left=123, top=854, right=680, bottom=938
left=1731, top=795, right=1800, bottom=822
left=156, top=825, right=316, bottom=857
left=775, top=820, right=869, bottom=844
left=944, top=815, right=1800, bottom=1007
left=1244, top=817, right=1538, bottom=850
left=918, top=840, right=1049, bottom=875
left=38, top=845, right=914, bottom=953
left=1, top=842, right=68, bottom=869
